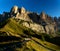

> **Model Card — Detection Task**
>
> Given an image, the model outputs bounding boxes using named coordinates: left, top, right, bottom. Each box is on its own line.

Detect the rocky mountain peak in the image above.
left=40, top=11, right=46, bottom=20
left=21, top=7, right=26, bottom=14
left=10, top=5, right=18, bottom=14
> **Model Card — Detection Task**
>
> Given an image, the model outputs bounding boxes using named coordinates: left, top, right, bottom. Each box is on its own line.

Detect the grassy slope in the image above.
left=0, top=18, right=60, bottom=51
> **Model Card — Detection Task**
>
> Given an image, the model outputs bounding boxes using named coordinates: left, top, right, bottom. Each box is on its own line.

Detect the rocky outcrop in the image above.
left=40, top=12, right=47, bottom=20
left=10, top=6, right=58, bottom=34
left=53, top=17, right=60, bottom=31
left=58, top=17, right=60, bottom=31
left=10, top=6, right=18, bottom=14
left=21, top=21, right=45, bottom=33
left=0, top=5, right=59, bottom=34
left=20, top=20, right=55, bottom=34
left=45, top=24, right=55, bottom=34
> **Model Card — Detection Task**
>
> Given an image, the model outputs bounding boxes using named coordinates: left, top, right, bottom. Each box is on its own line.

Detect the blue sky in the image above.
left=0, top=0, right=60, bottom=17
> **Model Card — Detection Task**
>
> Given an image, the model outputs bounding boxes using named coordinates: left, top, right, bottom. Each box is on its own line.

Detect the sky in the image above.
left=0, top=0, right=60, bottom=17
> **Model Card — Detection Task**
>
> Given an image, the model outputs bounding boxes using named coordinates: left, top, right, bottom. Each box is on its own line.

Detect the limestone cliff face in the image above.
left=9, top=6, right=56, bottom=34
left=14, top=7, right=32, bottom=22
left=10, top=6, right=18, bottom=14
left=21, top=22, right=45, bottom=33
left=1, top=6, right=57, bottom=34
left=40, top=12, right=47, bottom=20
left=53, top=17, right=60, bottom=31
left=45, top=24, right=55, bottom=34
left=21, top=21, right=55, bottom=34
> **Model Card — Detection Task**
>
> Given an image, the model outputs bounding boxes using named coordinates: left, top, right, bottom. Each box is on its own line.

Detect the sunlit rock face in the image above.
left=10, top=6, right=18, bottom=14
left=21, top=7, right=26, bottom=14
left=45, top=24, right=55, bottom=34
left=22, top=22, right=45, bottom=33
left=40, top=12, right=47, bottom=20
left=15, top=7, right=33, bottom=22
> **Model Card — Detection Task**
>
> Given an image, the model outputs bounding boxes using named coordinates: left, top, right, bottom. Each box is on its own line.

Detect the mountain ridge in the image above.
left=0, top=5, right=60, bottom=51
left=0, top=6, right=60, bottom=35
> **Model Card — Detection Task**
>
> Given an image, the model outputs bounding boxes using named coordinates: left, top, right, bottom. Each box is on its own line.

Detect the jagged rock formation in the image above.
left=0, top=6, right=60, bottom=51
left=40, top=12, right=47, bottom=20
left=53, top=17, right=60, bottom=31
left=10, top=6, right=56, bottom=34
left=10, top=6, right=18, bottom=14
left=21, top=22, right=45, bottom=33
left=58, top=17, right=60, bottom=30
left=0, top=5, right=60, bottom=34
